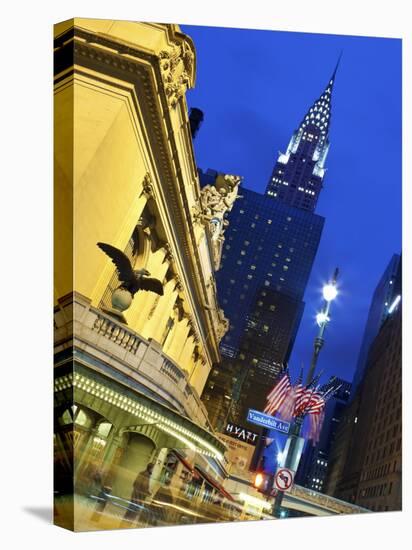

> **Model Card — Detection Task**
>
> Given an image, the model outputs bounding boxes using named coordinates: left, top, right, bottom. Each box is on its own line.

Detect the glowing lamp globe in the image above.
left=323, top=283, right=338, bottom=302
left=316, top=311, right=330, bottom=327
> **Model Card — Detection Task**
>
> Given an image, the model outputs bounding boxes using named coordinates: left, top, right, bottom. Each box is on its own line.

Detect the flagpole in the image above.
left=272, top=269, right=339, bottom=519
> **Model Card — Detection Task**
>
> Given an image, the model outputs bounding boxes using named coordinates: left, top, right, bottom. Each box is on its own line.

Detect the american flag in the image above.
left=308, top=409, right=325, bottom=444
left=292, top=367, right=305, bottom=416
left=277, top=384, right=298, bottom=421
left=264, top=368, right=291, bottom=416
left=307, top=382, right=341, bottom=416
left=305, top=387, right=325, bottom=415
left=306, top=383, right=341, bottom=444
left=294, top=372, right=322, bottom=417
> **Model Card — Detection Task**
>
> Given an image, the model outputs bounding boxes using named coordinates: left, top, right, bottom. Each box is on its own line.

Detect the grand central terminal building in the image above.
left=53, top=19, right=245, bottom=529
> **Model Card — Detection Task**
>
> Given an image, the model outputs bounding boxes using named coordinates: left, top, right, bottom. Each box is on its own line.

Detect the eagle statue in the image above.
left=97, top=242, right=164, bottom=297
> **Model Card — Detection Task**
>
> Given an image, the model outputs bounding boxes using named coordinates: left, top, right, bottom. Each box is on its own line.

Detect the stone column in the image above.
left=164, top=316, right=191, bottom=363
left=143, top=278, right=179, bottom=342
left=127, top=246, right=170, bottom=332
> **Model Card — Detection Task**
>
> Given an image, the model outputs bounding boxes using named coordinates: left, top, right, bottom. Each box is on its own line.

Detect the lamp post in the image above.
left=272, top=268, right=339, bottom=518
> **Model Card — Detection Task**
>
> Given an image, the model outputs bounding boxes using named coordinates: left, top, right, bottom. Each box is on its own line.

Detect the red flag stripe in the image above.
left=265, top=378, right=290, bottom=407
left=264, top=375, right=291, bottom=415
left=266, top=373, right=289, bottom=400
left=294, top=387, right=314, bottom=415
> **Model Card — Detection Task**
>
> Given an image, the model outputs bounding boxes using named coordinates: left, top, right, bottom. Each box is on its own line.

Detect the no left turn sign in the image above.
left=274, top=468, right=294, bottom=492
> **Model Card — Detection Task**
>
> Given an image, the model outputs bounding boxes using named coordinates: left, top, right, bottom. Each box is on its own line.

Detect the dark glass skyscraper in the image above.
left=325, top=288, right=402, bottom=511
left=325, top=255, right=402, bottom=508
left=217, top=189, right=324, bottom=360
left=201, top=65, right=338, bottom=431
left=351, top=254, right=401, bottom=397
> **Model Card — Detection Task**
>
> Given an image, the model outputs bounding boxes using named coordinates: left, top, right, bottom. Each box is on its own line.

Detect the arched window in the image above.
left=97, top=422, right=112, bottom=438
left=75, top=409, right=93, bottom=428
left=60, top=409, right=72, bottom=426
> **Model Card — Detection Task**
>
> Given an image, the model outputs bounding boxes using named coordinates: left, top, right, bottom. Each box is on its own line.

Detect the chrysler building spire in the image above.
left=266, top=57, right=341, bottom=212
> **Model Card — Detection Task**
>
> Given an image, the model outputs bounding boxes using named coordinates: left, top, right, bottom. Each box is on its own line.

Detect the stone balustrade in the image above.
left=54, top=292, right=212, bottom=430
left=92, top=314, right=143, bottom=355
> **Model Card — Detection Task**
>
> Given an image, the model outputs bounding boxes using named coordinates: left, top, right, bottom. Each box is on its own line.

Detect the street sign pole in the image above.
left=273, top=417, right=304, bottom=518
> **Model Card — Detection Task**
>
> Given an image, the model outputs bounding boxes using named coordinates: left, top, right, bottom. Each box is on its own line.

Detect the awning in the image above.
left=172, top=450, right=201, bottom=479
left=194, top=465, right=235, bottom=502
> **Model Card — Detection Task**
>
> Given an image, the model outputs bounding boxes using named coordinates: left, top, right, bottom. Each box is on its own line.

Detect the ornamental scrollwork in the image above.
left=215, top=310, right=229, bottom=341
left=140, top=173, right=156, bottom=200
left=158, top=40, right=195, bottom=108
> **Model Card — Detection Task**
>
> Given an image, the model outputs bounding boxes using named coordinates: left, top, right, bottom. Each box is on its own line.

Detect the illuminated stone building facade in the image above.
left=54, top=19, right=241, bottom=530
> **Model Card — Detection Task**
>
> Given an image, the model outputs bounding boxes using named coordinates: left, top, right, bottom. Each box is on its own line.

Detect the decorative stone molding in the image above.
left=215, top=309, right=229, bottom=341
left=187, top=316, right=200, bottom=344
left=206, top=275, right=216, bottom=292
left=192, top=345, right=200, bottom=362
left=140, top=172, right=156, bottom=200
left=147, top=295, right=161, bottom=321
left=158, top=39, right=195, bottom=108
left=173, top=274, right=183, bottom=292
left=162, top=243, right=175, bottom=264
left=191, top=202, right=204, bottom=225
left=173, top=298, right=186, bottom=322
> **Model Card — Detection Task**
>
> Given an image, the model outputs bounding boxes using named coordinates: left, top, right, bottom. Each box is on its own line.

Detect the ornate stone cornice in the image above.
left=158, top=39, right=195, bottom=108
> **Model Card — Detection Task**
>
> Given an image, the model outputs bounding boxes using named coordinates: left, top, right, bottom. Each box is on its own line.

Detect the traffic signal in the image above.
left=253, top=472, right=264, bottom=489
left=253, top=471, right=275, bottom=495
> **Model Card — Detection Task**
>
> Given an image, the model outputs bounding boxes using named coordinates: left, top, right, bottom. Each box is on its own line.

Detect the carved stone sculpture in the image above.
left=97, top=242, right=164, bottom=322
left=158, top=39, right=195, bottom=108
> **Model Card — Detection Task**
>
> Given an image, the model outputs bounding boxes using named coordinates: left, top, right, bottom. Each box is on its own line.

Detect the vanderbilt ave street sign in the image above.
left=247, top=409, right=290, bottom=434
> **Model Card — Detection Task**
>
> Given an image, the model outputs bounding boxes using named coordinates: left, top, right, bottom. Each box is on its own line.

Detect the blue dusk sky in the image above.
left=182, top=24, right=402, bottom=385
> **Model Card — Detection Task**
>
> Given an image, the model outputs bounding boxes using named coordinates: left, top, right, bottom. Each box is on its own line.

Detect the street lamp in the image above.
left=272, top=268, right=339, bottom=518
left=316, top=311, right=330, bottom=327
left=306, top=268, right=339, bottom=385
left=323, top=283, right=338, bottom=302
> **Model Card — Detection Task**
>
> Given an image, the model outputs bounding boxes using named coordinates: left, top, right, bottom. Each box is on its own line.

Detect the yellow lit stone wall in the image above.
left=54, top=77, right=73, bottom=304
left=54, top=20, right=227, bottom=398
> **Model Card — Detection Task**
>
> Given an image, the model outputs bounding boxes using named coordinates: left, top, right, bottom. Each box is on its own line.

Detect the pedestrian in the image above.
left=90, top=466, right=103, bottom=496
left=121, top=462, right=154, bottom=527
